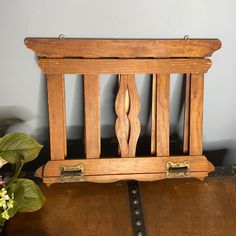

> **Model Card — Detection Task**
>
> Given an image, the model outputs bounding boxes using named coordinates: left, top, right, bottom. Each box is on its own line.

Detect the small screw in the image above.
left=134, top=208, right=141, bottom=216
left=59, top=33, right=65, bottom=39
left=133, top=198, right=139, bottom=205
left=184, top=35, right=190, bottom=40
left=132, top=188, right=138, bottom=194
left=137, top=231, right=143, bottom=236
left=136, top=219, right=142, bottom=226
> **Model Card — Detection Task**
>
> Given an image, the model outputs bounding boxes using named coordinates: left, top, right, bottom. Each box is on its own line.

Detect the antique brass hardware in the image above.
left=60, top=164, right=84, bottom=183
left=166, top=161, right=190, bottom=178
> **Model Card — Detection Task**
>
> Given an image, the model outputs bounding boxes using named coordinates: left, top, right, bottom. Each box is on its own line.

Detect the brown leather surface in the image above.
left=140, top=178, right=236, bottom=236
left=7, top=178, right=236, bottom=236
left=7, top=182, right=132, bottom=236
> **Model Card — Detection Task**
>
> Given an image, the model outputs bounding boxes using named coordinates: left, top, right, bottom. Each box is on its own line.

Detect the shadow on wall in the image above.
left=204, top=139, right=236, bottom=166
left=0, top=106, right=34, bottom=136
left=0, top=62, right=50, bottom=170
left=0, top=105, right=50, bottom=171
left=33, top=55, right=50, bottom=142
left=25, top=70, right=50, bottom=171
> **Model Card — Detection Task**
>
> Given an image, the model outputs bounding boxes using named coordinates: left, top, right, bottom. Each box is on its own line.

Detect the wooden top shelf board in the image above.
left=25, top=38, right=221, bottom=58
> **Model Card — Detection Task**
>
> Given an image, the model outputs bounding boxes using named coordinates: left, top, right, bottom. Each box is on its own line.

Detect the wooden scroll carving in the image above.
left=115, top=74, right=141, bottom=157
left=25, top=38, right=221, bottom=185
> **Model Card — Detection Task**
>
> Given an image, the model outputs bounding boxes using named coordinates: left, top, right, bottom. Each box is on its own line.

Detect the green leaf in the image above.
left=7, top=181, right=25, bottom=218
left=7, top=179, right=45, bottom=214
left=0, top=132, right=43, bottom=164
left=15, top=179, right=45, bottom=212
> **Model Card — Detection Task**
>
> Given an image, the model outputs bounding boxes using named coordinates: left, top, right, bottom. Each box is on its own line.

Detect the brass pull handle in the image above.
left=166, top=161, right=190, bottom=178
left=60, top=164, right=84, bottom=183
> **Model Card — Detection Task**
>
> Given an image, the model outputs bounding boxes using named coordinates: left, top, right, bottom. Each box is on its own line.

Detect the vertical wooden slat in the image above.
left=183, top=74, right=191, bottom=153
left=127, top=75, right=141, bottom=157
left=115, top=75, right=129, bottom=157
left=151, top=74, right=157, bottom=155
left=117, top=75, right=121, bottom=156
left=156, top=74, right=170, bottom=156
left=84, top=74, right=101, bottom=158
left=189, top=73, right=204, bottom=155
left=47, top=74, right=67, bottom=160
left=115, top=74, right=140, bottom=157
left=118, top=75, right=130, bottom=113
left=117, top=75, right=130, bottom=156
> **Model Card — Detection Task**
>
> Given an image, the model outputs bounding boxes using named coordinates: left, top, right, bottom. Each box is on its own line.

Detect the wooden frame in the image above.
left=25, top=38, right=221, bottom=185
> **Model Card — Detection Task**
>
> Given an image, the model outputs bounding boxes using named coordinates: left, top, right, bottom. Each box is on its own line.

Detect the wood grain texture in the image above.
left=189, top=73, right=204, bottom=155
left=117, top=75, right=130, bottom=156
left=84, top=74, right=100, bottom=158
left=8, top=182, right=132, bottom=236
left=43, top=155, right=214, bottom=177
left=47, top=74, right=67, bottom=159
left=43, top=171, right=211, bottom=185
left=39, top=58, right=212, bottom=75
left=151, top=74, right=157, bottom=155
left=156, top=74, right=170, bottom=156
left=118, top=75, right=130, bottom=114
left=141, top=178, right=236, bottom=236
left=126, top=75, right=141, bottom=157
left=183, top=74, right=191, bottom=153
left=25, top=38, right=221, bottom=58
left=115, top=75, right=141, bottom=157
left=115, top=75, right=130, bottom=157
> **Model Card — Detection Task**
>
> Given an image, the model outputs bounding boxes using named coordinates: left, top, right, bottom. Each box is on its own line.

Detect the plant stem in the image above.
left=6, top=162, right=23, bottom=188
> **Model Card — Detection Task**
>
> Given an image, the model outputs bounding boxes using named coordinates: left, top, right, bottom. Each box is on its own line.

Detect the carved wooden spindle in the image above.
left=115, top=75, right=130, bottom=157
left=127, top=75, right=141, bottom=157
left=117, top=74, right=130, bottom=155
left=115, top=74, right=141, bottom=157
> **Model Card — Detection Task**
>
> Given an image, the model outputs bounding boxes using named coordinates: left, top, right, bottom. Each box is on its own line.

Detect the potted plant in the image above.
left=0, top=132, right=45, bottom=234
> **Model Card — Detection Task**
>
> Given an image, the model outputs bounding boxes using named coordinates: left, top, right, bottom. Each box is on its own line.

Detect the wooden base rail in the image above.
left=35, top=156, right=214, bottom=185
left=25, top=38, right=221, bottom=185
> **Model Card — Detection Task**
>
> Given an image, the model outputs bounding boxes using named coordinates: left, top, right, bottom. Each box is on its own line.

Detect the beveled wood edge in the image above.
left=43, top=172, right=210, bottom=186
left=38, top=58, right=212, bottom=74
left=25, top=38, right=221, bottom=58
left=35, top=165, right=44, bottom=178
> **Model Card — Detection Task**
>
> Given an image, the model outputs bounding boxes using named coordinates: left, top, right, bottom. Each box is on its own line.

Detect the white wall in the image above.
left=0, top=0, right=235, bottom=164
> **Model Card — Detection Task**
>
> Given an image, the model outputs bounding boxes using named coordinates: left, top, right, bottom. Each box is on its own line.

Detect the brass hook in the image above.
left=59, top=33, right=65, bottom=39
left=184, top=35, right=190, bottom=40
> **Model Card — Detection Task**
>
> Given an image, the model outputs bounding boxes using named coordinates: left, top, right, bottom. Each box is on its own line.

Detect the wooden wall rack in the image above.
left=25, top=38, right=221, bottom=185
